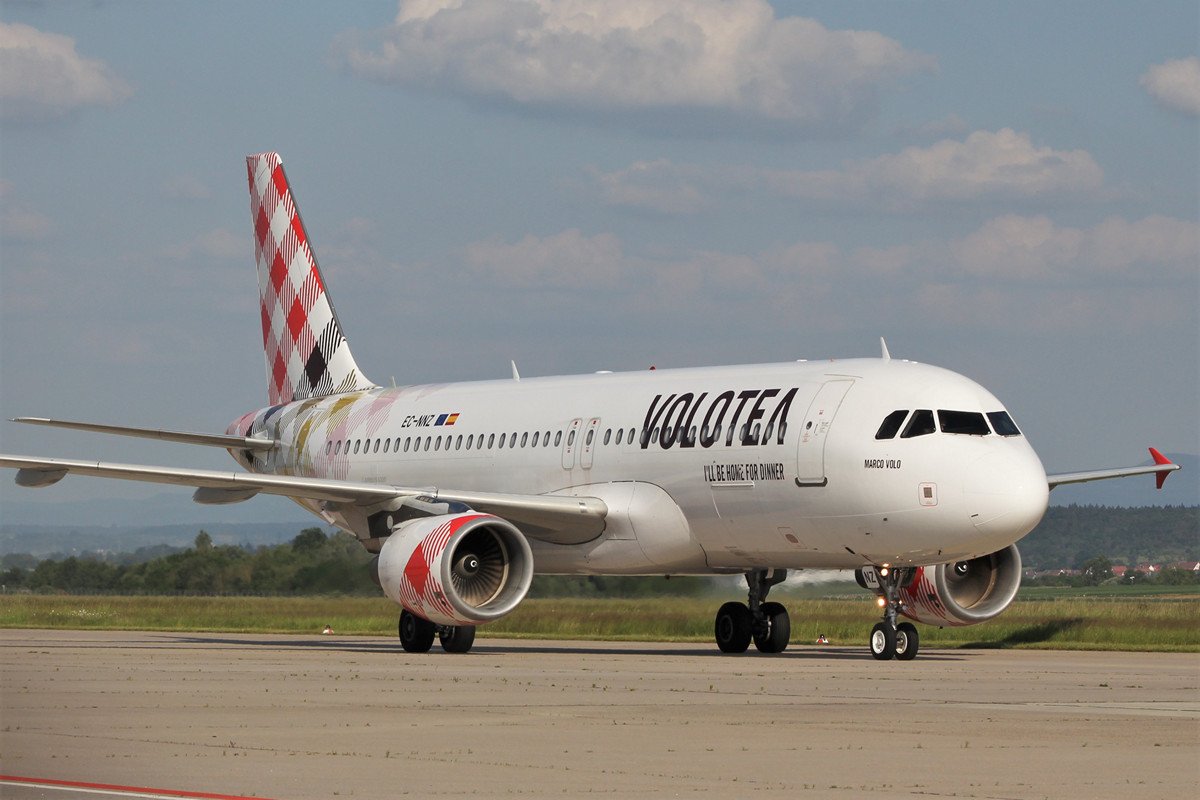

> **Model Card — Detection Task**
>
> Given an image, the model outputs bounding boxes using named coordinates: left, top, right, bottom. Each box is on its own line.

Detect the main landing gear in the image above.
left=867, top=566, right=919, bottom=661
left=714, top=569, right=790, bottom=654
left=398, top=609, right=477, bottom=654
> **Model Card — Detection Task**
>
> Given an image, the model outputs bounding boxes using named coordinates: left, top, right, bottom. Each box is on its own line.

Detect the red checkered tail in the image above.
left=246, top=152, right=374, bottom=405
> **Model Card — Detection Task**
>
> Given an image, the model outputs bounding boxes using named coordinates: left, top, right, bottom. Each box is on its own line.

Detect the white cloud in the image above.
left=947, top=214, right=1198, bottom=282
left=463, top=229, right=626, bottom=288
left=1140, top=56, right=1200, bottom=117
left=592, top=130, right=1104, bottom=213
left=444, top=209, right=1194, bottom=340
left=0, top=21, right=132, bottom=122
left=591, top=160, right=711, bottom=214
left=0, top=180, right=51, bottom=241
left=335, top=0, right=933, bottom=133
left=162, top=175, right=212, bottom=201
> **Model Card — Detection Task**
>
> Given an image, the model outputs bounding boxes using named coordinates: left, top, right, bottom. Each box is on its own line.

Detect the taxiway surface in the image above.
left=1, top=629, right=1197, bottom=799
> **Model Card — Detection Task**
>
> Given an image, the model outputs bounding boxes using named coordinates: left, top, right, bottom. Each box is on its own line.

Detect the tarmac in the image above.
left=1, top=629, right=1197, bottom=799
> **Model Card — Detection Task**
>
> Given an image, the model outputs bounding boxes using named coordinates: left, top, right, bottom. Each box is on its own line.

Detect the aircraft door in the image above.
left=795, top=379, right=853, bottom=486
left=580, top=417, right=601, bottom=469
left=561, top=418, right=582, bottom=469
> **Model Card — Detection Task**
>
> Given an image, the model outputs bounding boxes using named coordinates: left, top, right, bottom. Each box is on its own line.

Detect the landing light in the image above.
left=876, top=597, right=887, bottom=608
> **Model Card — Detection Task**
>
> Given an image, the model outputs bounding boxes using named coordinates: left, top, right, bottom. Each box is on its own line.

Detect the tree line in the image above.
left=0, top=528, right=714, bottom=597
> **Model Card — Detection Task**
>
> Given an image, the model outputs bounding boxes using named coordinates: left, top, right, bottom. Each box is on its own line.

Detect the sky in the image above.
left=1, top=0, right=1197, bottom=524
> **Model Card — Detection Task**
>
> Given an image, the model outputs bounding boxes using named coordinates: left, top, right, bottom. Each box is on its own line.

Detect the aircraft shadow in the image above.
left=167, top=634, right=966, bottom=661
left=959, top=618, right=1085, bottom=649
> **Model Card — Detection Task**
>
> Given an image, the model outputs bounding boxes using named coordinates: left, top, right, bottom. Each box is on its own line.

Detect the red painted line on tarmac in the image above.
left=0, top=775, right=277, bottom=800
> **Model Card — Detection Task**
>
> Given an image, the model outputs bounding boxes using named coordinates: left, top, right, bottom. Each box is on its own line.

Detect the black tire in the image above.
left=398, top=610, right=436, bottom=653
left=752, top=601, right=790, bottom=654
left=895, top=622, right=919, bottom=661
left=439, top=625, right=476, bottom=654
left=714, top=601, right=752, bottom=653
left=870, top=621, right=896, bottom=660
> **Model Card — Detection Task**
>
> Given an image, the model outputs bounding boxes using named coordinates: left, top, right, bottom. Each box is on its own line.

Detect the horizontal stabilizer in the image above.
left=1047, top=448, right=1180, bottom=490
left=11, top=417, right=276, bottom=451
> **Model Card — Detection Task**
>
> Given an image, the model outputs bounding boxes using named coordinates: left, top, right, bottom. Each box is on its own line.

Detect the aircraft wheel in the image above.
left=870, top=621, right=896, bottom=661
left=715, top=601, right=752, bottom=653
left=895, top=622, right=919, bottom=661
left=752, top=601, right=790, bottom=653
left=399, top=609, right=436, bottom=653
left=439, top=625, right=476, bottom=654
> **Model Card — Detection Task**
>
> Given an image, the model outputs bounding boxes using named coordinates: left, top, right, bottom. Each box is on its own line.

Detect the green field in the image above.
left=2, top=593, right=1197, bottom=651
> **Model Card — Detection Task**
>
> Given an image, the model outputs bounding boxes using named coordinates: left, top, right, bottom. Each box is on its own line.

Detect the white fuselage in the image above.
left=229, top=357, right=1050, bottom=575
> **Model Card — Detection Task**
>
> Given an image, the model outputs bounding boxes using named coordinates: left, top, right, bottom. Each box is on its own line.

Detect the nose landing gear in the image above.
left=714, top=569, right=791, bottom=654
left=865, top=566, right=920, bottom=661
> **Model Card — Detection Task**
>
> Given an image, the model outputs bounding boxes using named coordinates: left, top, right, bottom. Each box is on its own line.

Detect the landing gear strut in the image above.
left=867, top=567, right=919, bottom=661
left=398, top=609, right=477, bottom=654
left=714, top=569, right=790, bottom=654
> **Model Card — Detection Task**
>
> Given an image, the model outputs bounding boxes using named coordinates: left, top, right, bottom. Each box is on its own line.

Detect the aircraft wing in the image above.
left=0, top=454, right=607, bottom=545
left=1047, top=448, right=1180, bottom=490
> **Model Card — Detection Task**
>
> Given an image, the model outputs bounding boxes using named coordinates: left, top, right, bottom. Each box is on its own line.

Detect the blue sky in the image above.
left=1, top=0, right=1197, bottom=520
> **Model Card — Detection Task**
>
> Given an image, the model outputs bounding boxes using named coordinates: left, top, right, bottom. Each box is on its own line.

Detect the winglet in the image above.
left=1149, top=447, right=1176, bottom=490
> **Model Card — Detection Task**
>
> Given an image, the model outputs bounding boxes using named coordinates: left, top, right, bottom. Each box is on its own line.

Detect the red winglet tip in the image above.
left=1149, top=448, right=1174, bottom=489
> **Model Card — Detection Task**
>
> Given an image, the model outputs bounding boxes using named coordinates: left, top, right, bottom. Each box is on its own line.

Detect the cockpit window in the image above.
left=875, top=410, right=908, bottom=440
left=987, top=410, right=1022, bottom=437
left=939, top=410, right=990, bottom=435
left=900, top=409, right=936, bottom=438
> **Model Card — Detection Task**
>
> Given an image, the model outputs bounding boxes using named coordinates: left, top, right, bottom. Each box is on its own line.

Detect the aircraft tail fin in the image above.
left=246, top=152, right=374, bottom=406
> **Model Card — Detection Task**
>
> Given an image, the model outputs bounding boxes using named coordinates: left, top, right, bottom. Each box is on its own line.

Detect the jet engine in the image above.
left=857, top=545, right=1022, bottom=627
left=373, top=512, right=534, bottom=627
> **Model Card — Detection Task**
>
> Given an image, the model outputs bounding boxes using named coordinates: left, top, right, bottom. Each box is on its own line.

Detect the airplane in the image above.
left=1, top=152, right=1180, bottom=660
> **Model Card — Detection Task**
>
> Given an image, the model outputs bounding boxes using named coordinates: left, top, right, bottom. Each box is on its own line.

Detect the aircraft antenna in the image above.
left=880, top=338, right=892, bottom=361
left=511, top=360, right=521, bottom=381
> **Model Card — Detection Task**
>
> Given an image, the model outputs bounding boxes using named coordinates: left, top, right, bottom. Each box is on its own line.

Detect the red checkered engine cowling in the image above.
left=376, top=512, right=535, bottom=627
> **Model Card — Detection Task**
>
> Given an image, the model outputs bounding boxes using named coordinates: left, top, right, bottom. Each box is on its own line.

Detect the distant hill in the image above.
left=0, top=522, right=320, bottom=558
left=1017, top=505, right=1199, bottom=570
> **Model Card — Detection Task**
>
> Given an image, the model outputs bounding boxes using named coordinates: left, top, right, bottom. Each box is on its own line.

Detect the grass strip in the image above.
left=2, top=594, right=1197, bottom=652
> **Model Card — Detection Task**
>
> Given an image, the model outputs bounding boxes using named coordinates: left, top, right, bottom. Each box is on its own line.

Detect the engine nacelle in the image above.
left=374, top=512, right=534, bottom=627
left=898, top=545, right=1022, bottom=626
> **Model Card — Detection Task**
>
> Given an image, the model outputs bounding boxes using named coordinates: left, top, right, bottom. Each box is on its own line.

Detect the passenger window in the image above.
left=510, top=432, right=517, bottom=448
left=585, top=429, right=594, bottom=446
left=875, top=410, right=908, bottom=440
left=488, top=434, right=495, bottom=449
left=615, top=428, right=623, bottom=445
left=987, top=411, right=1022, bottom=437
left=499, top=433, right=506, bottom=448
left=763, top=422, right=774, bottom=443
left=403, top=437, right=410, bottom=452
left=383, top=439, right=390, bottom=453
left=900, top=410, right=936, bottom=438
left=424, top=437, right=431, bottom=452
left=456, top=435, right=463, bottom=450
left=353, top=440, right=361, bottom=454
left=373, top=440, right=380, bottom=454
left=652, top=427, right=660, bottom=444
left=603, top=429, right=611, bottom=445
left=567, top=430, right=576, bottom=447
left=939, top=410, right=990, bottom=436
left=532, top=432, right=540, bottom=447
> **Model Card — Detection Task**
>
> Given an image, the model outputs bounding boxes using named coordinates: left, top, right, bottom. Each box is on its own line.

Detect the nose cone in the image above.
left=964, top=446, right=1049, bottom=546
